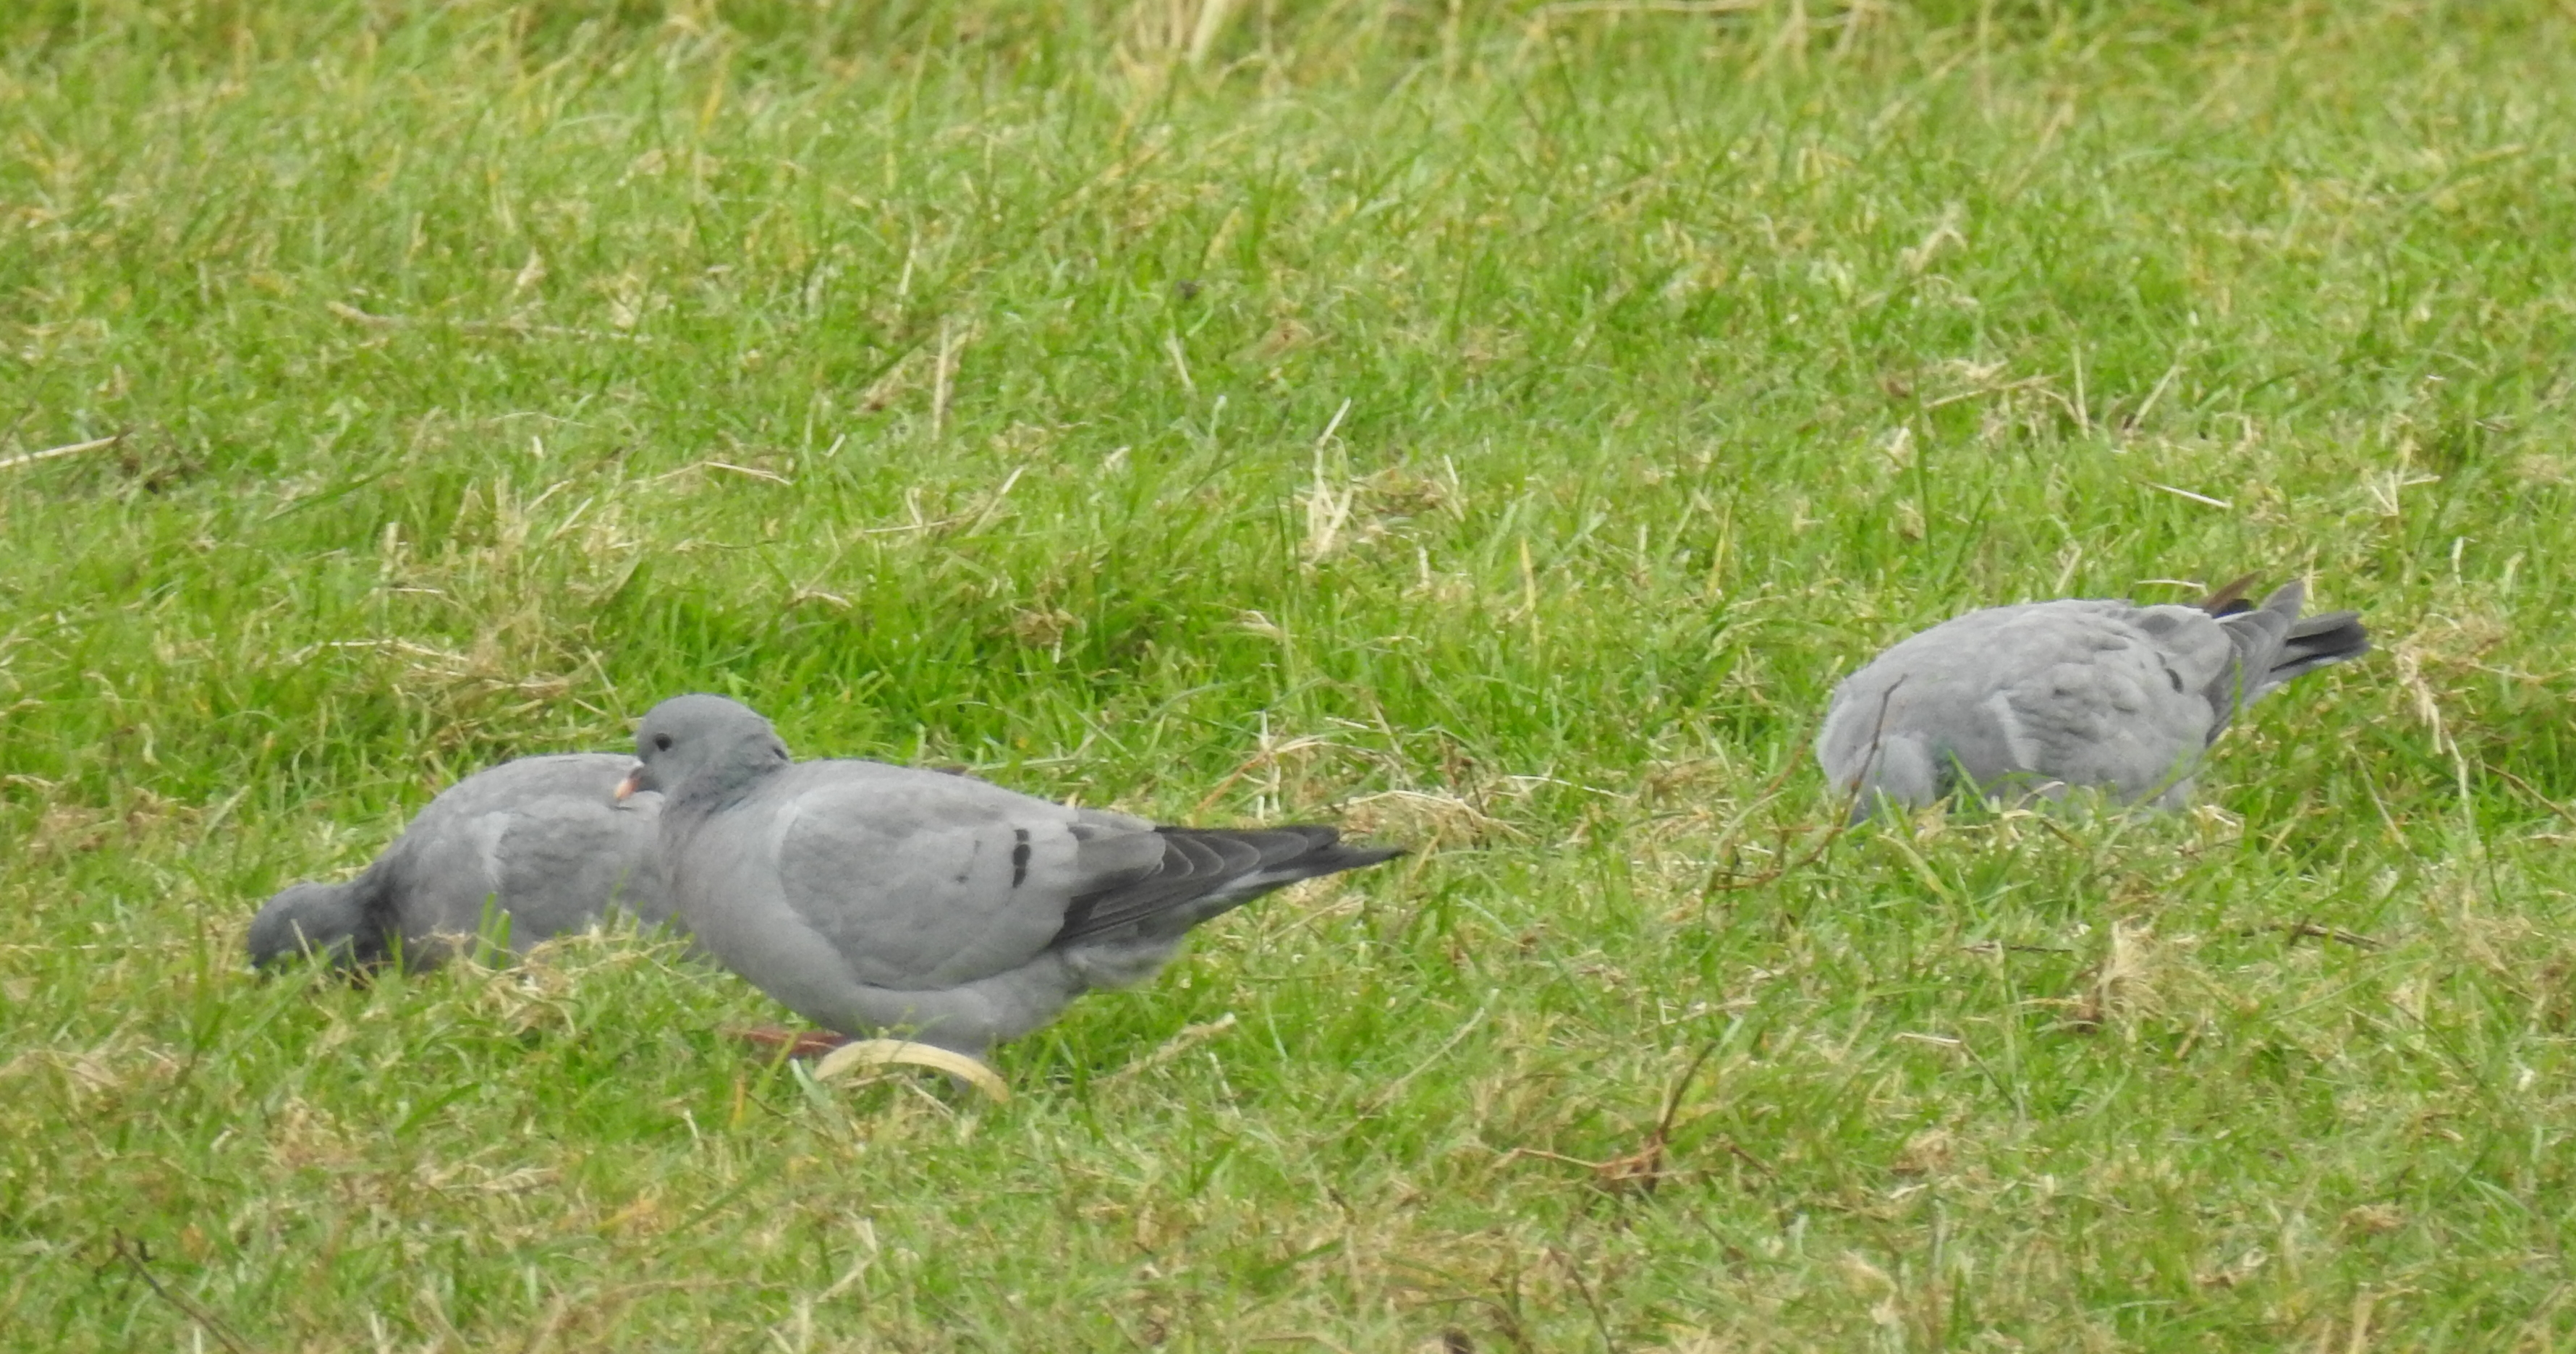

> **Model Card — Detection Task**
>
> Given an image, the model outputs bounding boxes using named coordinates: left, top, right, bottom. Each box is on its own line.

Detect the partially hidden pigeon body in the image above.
left=619, top=694, right=1404, bottom=1054
left=249, top=753, right=672, bottom=971
left=1817, top=580, right=2368, bottom=818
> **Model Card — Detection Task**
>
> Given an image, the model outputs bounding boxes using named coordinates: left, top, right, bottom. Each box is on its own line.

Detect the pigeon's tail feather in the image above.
left=247, top=868, right=401, bottom=973
left=2211, top=580, right=2370, bottom=716
left=1053, top=826, right=1404, bottom=947
left=2271, top=609, right=2370, bottom=685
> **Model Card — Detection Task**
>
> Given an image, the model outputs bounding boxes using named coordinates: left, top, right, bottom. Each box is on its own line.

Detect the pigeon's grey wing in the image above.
left=378, top=754, right=660, bottom=951
left=370, top=795, right=512, bottom=955
left=763, top=761, right=1160, bottom=989
left=1821, top=601, right=2229, bottom=809
left=669, top=841, right=1082, bottom=1052
left=1818, top=604, right=2063, bottom=806
left=472, top=753, right=670, bottom=934
left=1983, top=603, right=2232, bottom=802
left=670, top=762, right=1141, bottom=1049
left=492, top=791, right=668, bottom=937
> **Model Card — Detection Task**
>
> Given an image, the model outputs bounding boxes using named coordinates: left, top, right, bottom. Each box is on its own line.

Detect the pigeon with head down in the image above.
left=250, top=753, right=672, bottom=972
left=618, top=693, right=1404, bottom=1054
left=1817, top=577, right=2368, bottom=818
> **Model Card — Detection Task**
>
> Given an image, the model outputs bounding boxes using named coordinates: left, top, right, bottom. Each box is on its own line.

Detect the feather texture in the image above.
left=1817, top=580, right=2368, bottom=818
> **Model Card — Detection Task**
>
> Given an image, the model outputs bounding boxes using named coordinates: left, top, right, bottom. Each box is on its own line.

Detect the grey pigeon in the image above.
left=1818, top=579, right=2368, bottom=818
left=617, top=693, right=1404, bottom=1053
left=249, top=753, right=671, bottom=971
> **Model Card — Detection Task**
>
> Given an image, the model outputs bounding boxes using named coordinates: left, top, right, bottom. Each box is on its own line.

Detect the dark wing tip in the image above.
left=1229, top=824, right=1407, bottom=877
left=1302, top=842, right=1408, bottom=872
left=1051, top=824, right=1406, bottom=947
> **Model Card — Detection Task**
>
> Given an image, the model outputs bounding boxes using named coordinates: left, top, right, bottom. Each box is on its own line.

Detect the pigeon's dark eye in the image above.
left=653, top=733, right=674, bottom=752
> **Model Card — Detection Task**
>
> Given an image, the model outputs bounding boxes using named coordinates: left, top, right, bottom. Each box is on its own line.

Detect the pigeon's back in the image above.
left=382, top=753, right=668, bottom=949
left=1818, top=599, right=2240, bottom=813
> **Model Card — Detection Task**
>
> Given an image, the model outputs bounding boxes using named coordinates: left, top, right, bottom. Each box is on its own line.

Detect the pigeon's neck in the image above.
left=664, top=759, right=780, bottom=821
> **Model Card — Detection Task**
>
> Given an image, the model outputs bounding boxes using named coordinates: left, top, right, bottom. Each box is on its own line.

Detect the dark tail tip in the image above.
left=2275, top=609, right=2370, bottom=680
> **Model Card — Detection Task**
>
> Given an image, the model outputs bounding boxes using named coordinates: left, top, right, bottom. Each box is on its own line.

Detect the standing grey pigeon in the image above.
left=250, top=753, right=671, bottom=971
left=617, top=693, right=1404, bottom=1054
left=1817, top=578, right=2368, bottom=818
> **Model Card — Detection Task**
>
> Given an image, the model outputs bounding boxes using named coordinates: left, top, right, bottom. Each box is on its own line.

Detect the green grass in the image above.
left=6, top=0, right=2576, bottom=1347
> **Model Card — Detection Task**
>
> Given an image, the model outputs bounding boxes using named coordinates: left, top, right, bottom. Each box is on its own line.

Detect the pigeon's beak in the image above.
left=614, top=763, right=648, bottom=803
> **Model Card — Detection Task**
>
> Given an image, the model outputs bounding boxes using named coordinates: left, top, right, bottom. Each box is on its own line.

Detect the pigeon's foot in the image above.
left=726, top=1025, right=852, bottom=1059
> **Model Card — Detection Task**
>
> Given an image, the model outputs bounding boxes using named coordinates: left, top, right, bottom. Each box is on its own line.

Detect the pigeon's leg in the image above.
left=729, top=1026, right=852, bottom=1059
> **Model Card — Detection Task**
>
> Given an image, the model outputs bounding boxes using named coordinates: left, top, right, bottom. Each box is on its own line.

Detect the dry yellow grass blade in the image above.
left=812, top=1039, right=1012, bottom=1104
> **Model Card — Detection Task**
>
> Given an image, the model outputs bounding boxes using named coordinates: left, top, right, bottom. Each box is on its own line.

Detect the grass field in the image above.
left=7, top=0, right=2576, bottom=1347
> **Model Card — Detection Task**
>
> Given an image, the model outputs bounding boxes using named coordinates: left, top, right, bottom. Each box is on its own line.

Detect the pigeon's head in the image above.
left=619, top=694, right=792, bottom=806
left=247, top=881, right=368, bottom=971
